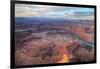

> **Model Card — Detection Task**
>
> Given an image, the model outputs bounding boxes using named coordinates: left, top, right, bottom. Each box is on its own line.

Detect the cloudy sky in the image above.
left=15, top=4, right=94, bottom=19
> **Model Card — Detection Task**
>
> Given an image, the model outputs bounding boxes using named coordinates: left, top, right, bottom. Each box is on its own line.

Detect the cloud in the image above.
left=15, top=3, right=94, bottom=20
left=15, top=4, right=75, bottom=16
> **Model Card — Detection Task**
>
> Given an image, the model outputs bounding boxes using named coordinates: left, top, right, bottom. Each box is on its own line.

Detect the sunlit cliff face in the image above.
left=57, top=46, right=72, bottom=63
left=58, top=54, right=70, bottom=63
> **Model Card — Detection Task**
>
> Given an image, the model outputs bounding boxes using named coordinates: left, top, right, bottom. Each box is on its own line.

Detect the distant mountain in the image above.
left=15, top=16, right=93, bottom=25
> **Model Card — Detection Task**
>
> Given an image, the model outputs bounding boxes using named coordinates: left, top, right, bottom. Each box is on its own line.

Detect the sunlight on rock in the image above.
left=57, top=54, right=70, bottom=63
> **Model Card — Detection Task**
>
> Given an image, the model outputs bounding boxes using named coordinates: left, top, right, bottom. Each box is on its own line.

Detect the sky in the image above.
left=15, top=4, right=94, bottom=19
